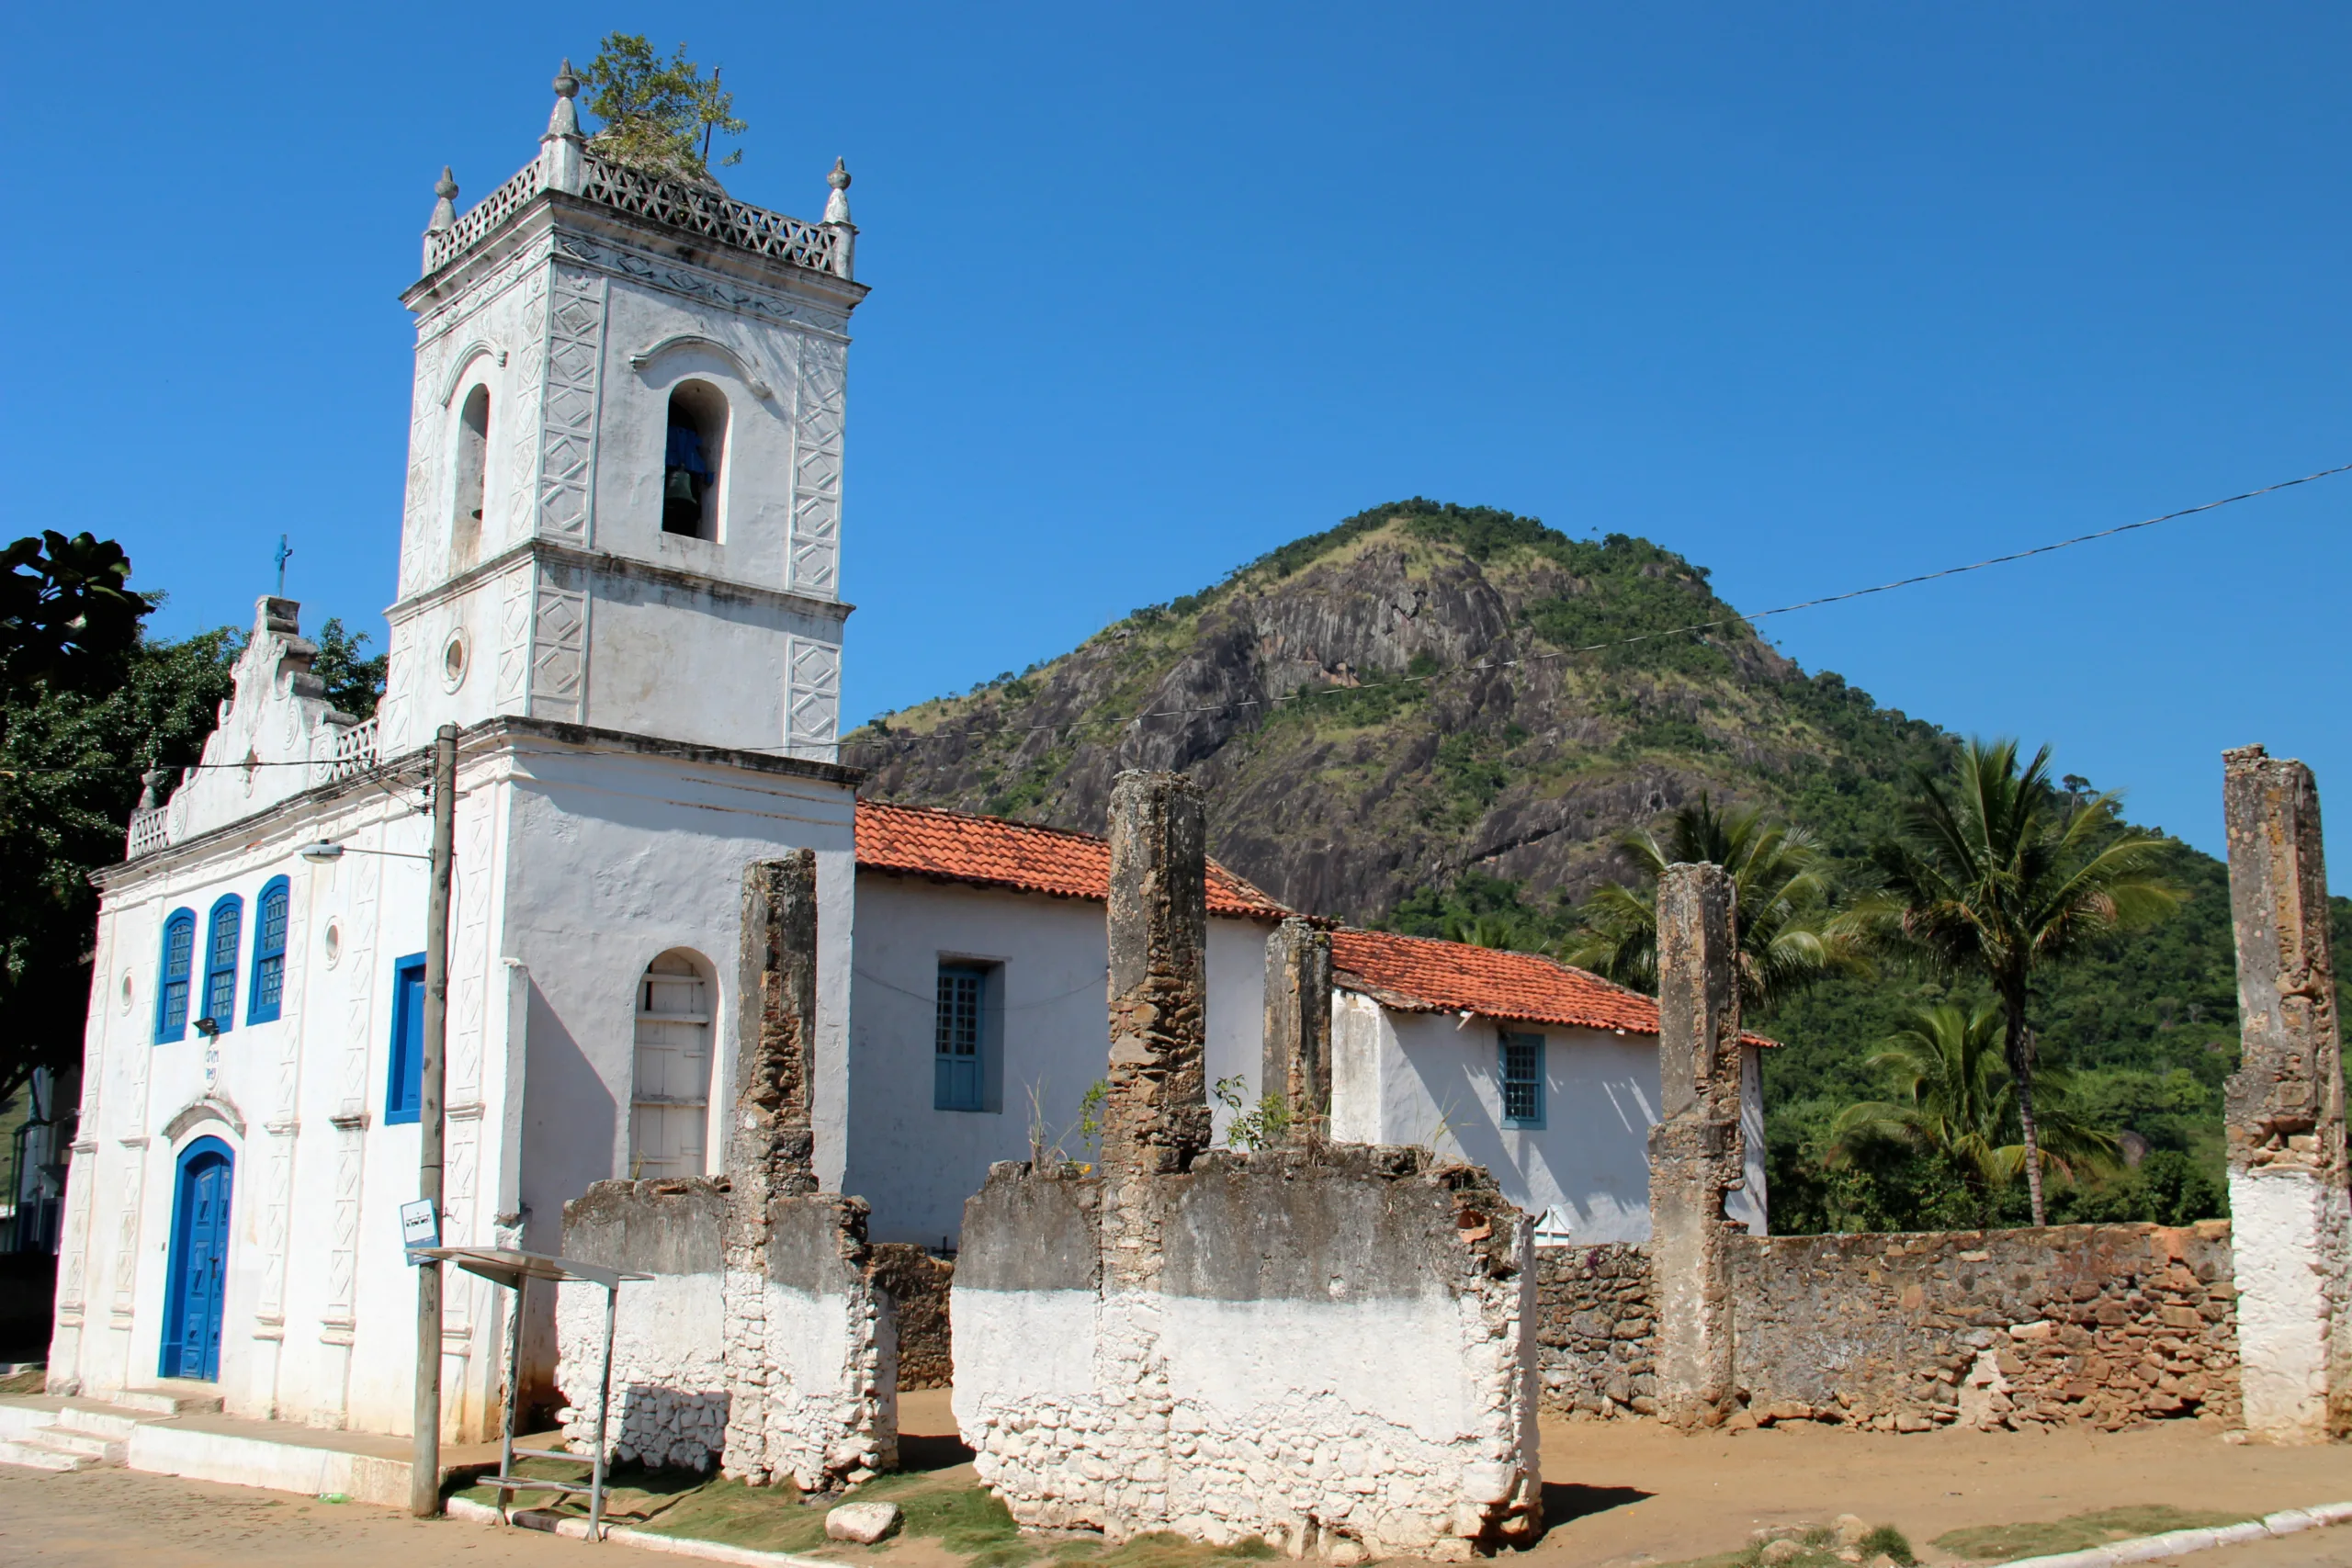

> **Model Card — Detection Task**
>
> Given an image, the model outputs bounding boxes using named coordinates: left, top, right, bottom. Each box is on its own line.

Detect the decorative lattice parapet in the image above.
left=1646, top=862, right=1745, bottom=1431
left=2221, top=744, right=2352, bottom=1443
left=953, top=1147, right=1542, bottom=1562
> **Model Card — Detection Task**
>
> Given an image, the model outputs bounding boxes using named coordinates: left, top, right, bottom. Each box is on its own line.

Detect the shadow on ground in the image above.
left=1542, top=1482, right=1652, bottom=1530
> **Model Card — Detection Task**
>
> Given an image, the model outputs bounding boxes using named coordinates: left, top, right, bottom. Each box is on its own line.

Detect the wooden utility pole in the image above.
left=411, top=723, right=458, bottom=1515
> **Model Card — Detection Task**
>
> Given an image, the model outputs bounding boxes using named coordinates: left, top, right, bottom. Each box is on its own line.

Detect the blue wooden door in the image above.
left=162, top=1140, right=233, bottom=1381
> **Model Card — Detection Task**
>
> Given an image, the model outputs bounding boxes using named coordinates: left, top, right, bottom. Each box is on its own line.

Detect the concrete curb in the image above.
left=2002, top=1501, right=2352, bottom=1567
left=446, top=1495, right=837, bottom=1566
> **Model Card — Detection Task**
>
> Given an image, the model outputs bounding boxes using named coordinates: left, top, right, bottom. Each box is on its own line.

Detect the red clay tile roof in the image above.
left=854, top=799, right=1293, bottom=921
left=1329, top=927, right=1776, bottom=1046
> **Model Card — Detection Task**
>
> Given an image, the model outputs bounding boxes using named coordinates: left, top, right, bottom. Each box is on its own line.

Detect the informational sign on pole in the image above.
left=400, top=1199, right=440, bottom=1263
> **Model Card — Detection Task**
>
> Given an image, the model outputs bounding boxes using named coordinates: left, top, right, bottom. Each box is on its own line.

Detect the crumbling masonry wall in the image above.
left=2221, top=745, right=2352, bottom=1442
left=953, top=772, right=1541, bottom=1562
left=1535, top=1226, right=2241, bottom=1432
left=551, top=854, right=898, bottom=1487
left=955, top=1150, right=1540, bottom=1560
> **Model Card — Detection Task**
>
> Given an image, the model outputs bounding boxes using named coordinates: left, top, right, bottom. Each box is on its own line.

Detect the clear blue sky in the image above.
left=6, top=5, right=2348, bottom=879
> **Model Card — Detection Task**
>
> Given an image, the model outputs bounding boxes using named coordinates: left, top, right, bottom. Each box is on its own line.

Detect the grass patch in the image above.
left=1931, top=1506, right=2256, bottom=1562
left=1652, top=1523, right=1916, bottom=1568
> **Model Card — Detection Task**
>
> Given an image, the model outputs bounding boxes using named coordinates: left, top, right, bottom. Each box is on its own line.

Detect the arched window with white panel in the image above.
left=631, top=950, right=714, bottom=1179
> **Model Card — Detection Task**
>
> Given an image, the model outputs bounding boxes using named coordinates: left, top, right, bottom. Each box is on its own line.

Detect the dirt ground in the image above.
left=4, top=1392, right=2351, bottom=1567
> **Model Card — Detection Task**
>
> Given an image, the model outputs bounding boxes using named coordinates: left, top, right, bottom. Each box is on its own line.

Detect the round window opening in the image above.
left=323, top=920, right=344, bottom=967
left=441, top=631, right=469, bottom=693
left=119, top=970, right=135, bottom=1016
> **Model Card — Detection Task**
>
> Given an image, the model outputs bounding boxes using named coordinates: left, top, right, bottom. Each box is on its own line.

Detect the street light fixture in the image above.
left=299, top=840, right=429, bottom=863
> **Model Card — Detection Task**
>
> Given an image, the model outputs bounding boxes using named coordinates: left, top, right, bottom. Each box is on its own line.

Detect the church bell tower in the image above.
left=379, top=62, right=867, bottom=761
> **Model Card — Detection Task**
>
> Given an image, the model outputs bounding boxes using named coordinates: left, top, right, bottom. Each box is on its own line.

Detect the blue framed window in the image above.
left=154, top=908, right=197, bottom=1043
left=934, top=964, right=987, bottom=1112
left=1499, top=1031, right=1545, bottom=1129
left=385, top=953, right=427, bottom=1124
left=247, top=876, right=290, bottom=1024
left=199, top=896, right=243, bottom=1034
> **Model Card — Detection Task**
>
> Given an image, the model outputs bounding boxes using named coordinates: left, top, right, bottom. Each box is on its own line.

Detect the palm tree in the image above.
left=1563, top=794, right=1867, bottom=1012
left=1858, top=739, right=2177, bottom=1224
left=1832, top=1001, right=2116, bottom=1225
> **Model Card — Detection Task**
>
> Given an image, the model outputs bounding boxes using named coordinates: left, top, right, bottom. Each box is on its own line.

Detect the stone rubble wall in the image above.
left=953, top=1147, right=1542, bottom=1562
left=1533, top=1224, right=2242, bottom=1431
left=867, top=1244, right=954, bottom=1391
left=1532, top=1244, right=1657, bottom=1418
left=555, top=1179, right=897, bottom=1486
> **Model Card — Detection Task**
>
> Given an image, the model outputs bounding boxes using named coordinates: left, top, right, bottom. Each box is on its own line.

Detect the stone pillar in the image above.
left=1102, top=770, right=1211, bottom=1182
left=1646, top=862, right=1744, bottom=1431
left=2222, top=745, right=2351, bottom=1442
left=722, top=851, right=820, bottom=1480
left=1261, top=918, right=1333, bottom=1137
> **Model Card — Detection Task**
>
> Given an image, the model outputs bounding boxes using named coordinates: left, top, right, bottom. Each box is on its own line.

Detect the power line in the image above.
left=839, top=458, right=2352, bottom=751
left=8, top=457, right=2346, bottom=783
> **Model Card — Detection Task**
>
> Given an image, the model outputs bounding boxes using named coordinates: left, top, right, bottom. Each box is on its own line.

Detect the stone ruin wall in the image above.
left=556, top=1179, right=732, bottom=1471
left=554, top=1177, right=899, bottom=1486
left=867, top=1244, right=955, bottom=1391
left=1532, top=1224, right=2241, bottom=1432
left=954, top=1146, right=1540, bottom=1562
left=1533, top=1244, right=1657, bottom=1418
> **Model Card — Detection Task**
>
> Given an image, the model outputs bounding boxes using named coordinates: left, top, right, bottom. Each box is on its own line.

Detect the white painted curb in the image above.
left=446, top=1495, right=838, bottom=1566
left=2001, top=1501, right=2352, bottom=1567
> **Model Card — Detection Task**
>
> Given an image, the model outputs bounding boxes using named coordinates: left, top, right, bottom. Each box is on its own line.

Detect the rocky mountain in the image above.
left=848, top=499, right=1951, bottom=926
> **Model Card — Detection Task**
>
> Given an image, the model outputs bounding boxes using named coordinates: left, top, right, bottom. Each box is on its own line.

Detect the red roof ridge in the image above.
left=1329, top=925, right=1777, bottom=1047
left=854, top=796, right=1293, bottom=921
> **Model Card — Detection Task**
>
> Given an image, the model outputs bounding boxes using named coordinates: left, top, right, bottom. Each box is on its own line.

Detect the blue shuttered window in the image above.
left=385, top=953, right=427, bottom=1124
left=934, top=964, right=986, bottom=1112
left=154, top=908, right=197, bottom=1043
left=200, top=896, right=242, bottom=1033
left=248, top=876, right=290, bottom=1024
left=1499, top=1031, right=1545, bottom=1129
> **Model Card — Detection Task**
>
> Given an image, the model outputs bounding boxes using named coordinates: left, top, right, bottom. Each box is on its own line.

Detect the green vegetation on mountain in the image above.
left=852, top=498, right=2352, bottom=1232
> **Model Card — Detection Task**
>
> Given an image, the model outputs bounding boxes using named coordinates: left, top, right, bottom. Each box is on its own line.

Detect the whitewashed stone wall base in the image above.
left=2229, top=1168, right=2352, bottom=1442
left=555, top=1270, right=729, bottom=1471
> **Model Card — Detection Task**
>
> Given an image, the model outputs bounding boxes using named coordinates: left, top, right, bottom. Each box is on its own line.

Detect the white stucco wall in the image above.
left=556, top=1270, right=729, bottom=1470
left=842, top=875, right=1277, bottom=1247
left=1329, top=994, right=1767, bottom=1244
left=51, top=725, right=855, bottom=1445
left=2228, top=1166, right=2352, bottom=1441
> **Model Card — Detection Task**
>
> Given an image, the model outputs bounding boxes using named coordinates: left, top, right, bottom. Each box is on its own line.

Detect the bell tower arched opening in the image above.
left=662, top=381, right=727, bottom=539
left=451, top=383, right=491, bottom=569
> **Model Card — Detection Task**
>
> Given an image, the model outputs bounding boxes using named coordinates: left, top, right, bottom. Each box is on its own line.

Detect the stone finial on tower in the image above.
left=422, top=168, right=459, bottom=271
left=541, top=59, right=587, bottom=194
left=822, top=159, right=857, bottom=283
left=823, top=158, right=853, bottom=224
left=427, top=167, right=458, bottom=231
left=548, top=58, right=582, bottom=138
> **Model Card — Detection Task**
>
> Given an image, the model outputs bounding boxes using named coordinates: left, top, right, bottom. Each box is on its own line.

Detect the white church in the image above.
left=42, top=68, right=1765, bottom=1443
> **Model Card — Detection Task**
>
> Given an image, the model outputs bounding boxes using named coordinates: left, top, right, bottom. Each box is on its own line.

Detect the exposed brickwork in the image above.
left=1532, top=1244, right=1656, bottom=1418
left=868, top=1244, right=954, bottom=1391
left=1262, top=918, right=1334, bottom=1134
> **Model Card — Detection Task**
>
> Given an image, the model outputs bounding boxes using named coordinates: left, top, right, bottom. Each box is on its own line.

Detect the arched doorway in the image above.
left=631, top=951, right=713, bottom=1179
left=161, top=1136, right=234, bottom=1381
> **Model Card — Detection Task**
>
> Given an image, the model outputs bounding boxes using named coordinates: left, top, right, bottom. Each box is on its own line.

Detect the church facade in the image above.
left=43, top=72, right=1762, bottom=1444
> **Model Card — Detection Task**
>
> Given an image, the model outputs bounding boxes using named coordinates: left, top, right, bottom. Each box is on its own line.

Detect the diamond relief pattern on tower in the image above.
left=494, top=568, right=533, bottom=710
left=789, top=337, right=845, bottom=599
left=786, top=637, right=842, bottom=759
left=531, top=581, right=589, bottom=722
left=536, top=268, right=606, bottom=545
